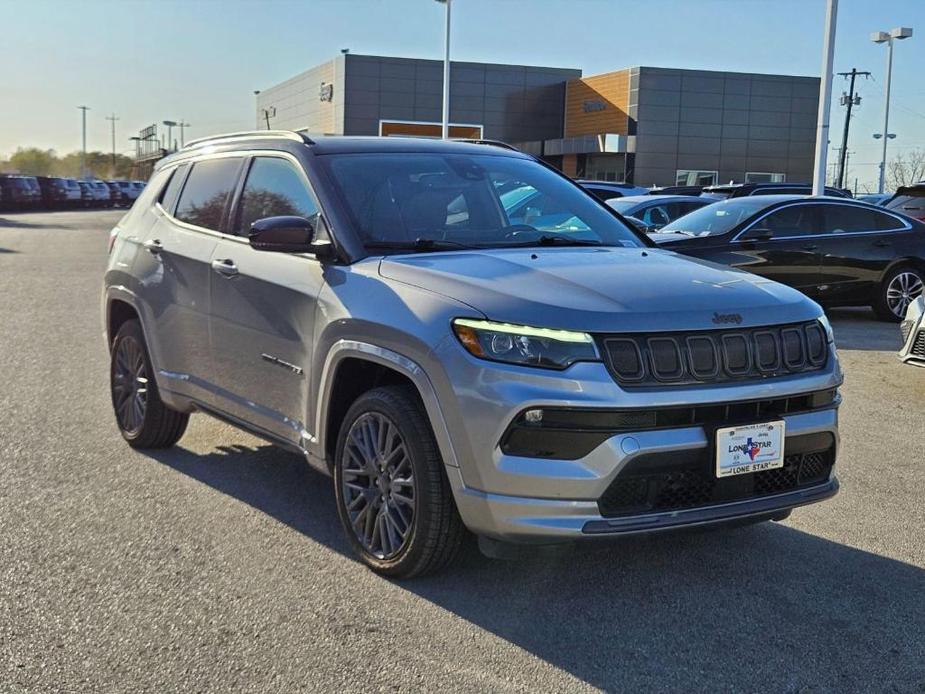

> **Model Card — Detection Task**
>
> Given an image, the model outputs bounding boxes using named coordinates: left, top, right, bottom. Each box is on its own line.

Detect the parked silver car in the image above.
left=102, top=132, right=843, bottom=577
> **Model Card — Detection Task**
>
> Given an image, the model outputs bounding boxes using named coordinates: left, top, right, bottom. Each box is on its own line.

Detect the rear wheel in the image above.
left=873, top=265, right=924, bottom=322
left=333, top=386, right=464, bottom=578
left=110, top=319, right=189, bottom=448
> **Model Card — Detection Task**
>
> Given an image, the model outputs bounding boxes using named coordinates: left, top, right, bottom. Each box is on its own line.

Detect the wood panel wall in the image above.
left=564, top=69, right=631, bottom=138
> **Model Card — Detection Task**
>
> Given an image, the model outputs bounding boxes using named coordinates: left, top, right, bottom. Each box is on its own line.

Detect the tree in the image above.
left=886, top=149, right=925, bottom=191
left=8, top=147, right=57, bottom=176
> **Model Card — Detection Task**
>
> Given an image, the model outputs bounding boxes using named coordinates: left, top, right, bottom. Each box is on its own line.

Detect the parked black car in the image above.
left=606, top=194, right=715, bottom=232
left=651, top=195, right=925, bottom=321
left=885, top=183, right=925, bottom=224
left=702, top=182, right=852, bottom=199
left=0, top=174, right=42, bottom=210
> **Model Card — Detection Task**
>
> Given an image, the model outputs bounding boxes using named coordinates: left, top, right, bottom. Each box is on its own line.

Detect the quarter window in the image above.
left=822, top=205, right=906, bottom=233
left=676, top=170, right=718, bottom=186
left=237, top=157, right=320, bottom=234
left=158, top=164, right=187, bottom=212
left=174, top=158, right=243, bottom=231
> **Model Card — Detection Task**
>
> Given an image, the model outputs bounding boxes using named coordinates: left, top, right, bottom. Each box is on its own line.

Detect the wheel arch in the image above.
left=315, top=341, right=460, bottom=472
left=107, top=297, right=140, bottom=348
left=882, top=256, right=925, bottom=281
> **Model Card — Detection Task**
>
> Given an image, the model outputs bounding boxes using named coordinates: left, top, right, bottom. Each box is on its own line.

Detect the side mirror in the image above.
left=746, top=228, right=774, bottom=241
left=249, top=216, right=317, bottom=254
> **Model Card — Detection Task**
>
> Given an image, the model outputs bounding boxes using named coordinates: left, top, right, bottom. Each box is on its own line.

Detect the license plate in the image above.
left=715, top=421, right=785, bottom=478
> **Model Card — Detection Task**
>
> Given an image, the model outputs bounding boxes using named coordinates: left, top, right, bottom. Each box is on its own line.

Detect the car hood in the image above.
left=379, top=247, right=820, bottom=333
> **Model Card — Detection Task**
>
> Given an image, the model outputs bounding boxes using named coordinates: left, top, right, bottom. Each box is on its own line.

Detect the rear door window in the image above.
left=174, top=158, right=243, bottom=232
left=235, top=157, right=320, bottom=235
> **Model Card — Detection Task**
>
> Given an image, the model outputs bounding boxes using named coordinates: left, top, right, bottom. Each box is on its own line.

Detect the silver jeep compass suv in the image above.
left=103, top=131, right=842, bottom=577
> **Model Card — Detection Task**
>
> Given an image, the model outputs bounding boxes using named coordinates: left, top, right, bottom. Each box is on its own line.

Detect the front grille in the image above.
left=913, top=330, right=925, bottom=358
left=598, top=321, right=827, bottom=388
left=598, top=446, right=834, bottom=518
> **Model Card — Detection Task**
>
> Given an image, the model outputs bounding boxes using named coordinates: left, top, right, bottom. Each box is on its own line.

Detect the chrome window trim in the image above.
left=730, top=200, right=914, bottom=243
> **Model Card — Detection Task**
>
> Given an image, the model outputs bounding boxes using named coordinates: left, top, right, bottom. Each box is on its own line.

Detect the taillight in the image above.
left=108, top=227, right=120, bottom=254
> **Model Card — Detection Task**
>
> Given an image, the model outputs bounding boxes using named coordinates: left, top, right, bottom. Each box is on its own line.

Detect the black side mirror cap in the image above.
left=249, top=215, right=318, bottom=254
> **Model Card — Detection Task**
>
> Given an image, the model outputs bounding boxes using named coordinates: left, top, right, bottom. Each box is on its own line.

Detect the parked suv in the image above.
left=103, top=132, right=843, bottom=577
left=0, top=174, right=42, bottom=210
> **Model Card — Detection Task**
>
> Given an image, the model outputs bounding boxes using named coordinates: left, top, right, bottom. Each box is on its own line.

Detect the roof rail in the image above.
left=451, top=138, right=519, bottom=151
left=181, top=130, right=314, bottom=150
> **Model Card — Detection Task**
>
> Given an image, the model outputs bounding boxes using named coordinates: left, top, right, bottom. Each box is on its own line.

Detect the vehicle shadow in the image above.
left=0, top=247, right=17, bottom=253
left=147, top=442, right=925, bottom=691
left=827, top=307, right=902, bottom=352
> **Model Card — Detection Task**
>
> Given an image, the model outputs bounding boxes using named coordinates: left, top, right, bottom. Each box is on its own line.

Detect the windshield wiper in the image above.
left=498, top=234, right=603, bottom=248
left=365, top=238, right=477, bottom=252
left=660, top=229, right=695, bottom=236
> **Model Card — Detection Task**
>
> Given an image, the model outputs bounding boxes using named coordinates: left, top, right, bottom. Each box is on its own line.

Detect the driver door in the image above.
left=731, top=203, right=823, bottom=295
left=207, top=155, right=327, bottom=445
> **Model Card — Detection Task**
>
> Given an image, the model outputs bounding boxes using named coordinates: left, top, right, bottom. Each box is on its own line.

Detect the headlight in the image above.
left=452, top=318, right=599, bottom=369
left=817, top=314, right=835, bottom=343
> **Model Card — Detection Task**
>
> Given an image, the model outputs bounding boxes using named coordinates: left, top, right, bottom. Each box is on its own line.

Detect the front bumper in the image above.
left=898, top=297, right=925, bottom=367
left=447, top=406, right=839, bottom=542
left=431, top=337, right=842, bottom=542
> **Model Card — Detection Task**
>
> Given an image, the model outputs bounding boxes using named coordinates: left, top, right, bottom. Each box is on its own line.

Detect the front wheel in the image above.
left=333, top=386, right=464, bottom=578
left=873, top=265, right=925, bottom=322
left=110, top=319, right=189, bottom=448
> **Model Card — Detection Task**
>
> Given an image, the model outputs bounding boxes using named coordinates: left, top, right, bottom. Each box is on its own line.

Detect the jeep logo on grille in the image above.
left=712, top=312, right=743, bottom=325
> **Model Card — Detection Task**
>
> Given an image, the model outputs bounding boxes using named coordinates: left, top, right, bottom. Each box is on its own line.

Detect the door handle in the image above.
left=211, top=258, right=239, bottom=277
left=143, top=239, right=163, bottom=255
left=873, top=239, right=891, bottom=248
left=802, top=244, right=819, bottom=251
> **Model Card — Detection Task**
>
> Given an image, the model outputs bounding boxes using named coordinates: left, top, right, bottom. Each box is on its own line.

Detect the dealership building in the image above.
left=256, top=53, right=820, bottom=187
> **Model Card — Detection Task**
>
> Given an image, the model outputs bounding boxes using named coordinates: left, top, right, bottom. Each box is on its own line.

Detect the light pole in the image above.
left=78, top=105, right=90, bottom=178
left=435, top=0, right=451, bottom=139
left=811, top=0, right=837, bottom=196
left=106, top=113, right=119, bottom=176
left=177, top=120, right=190, bottom=147
left=163, top=120, right=177, bottom=151
left=872, top=27, right=913, bottom=193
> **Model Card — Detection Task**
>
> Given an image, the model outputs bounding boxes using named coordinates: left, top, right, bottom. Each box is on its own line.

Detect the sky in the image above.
left=2, top=0, right=924, bottom=190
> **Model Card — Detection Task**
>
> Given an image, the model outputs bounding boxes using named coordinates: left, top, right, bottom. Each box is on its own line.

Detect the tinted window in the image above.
left=886, top=193, right=925, bottom=215
left=822, top=204, right=906, bottom=233
left=174, top=158, right=242, bottom=231
left=158, top=164, right=187, bottom=212
left=585, top=186, right=616, bottom=201
left=237, top=157, right=319, bottom=234
left=744, top=205, right=819, bottom=238
left=751, top=187, right=809, bottom=196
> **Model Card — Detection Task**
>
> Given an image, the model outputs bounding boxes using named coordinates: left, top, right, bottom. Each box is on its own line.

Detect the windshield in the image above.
left=323, top=153, right=644, bottom=251
left=659, top=198, right=773, bottom=237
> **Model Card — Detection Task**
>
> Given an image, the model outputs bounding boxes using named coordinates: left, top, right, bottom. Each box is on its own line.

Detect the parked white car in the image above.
left=899, top=296, right=925, bottom=367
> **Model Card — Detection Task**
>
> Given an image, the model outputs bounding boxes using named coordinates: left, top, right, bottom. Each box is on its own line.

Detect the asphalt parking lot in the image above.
left=1, top=209, right=924, bottom=693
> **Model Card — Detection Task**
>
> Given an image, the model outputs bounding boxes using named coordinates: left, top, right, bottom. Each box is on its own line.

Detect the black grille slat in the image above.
left=598, top=449, right=834, bottom=518
left=599, top=321, right=826, bottom=388
left=913, top=331, right=925, bottom=358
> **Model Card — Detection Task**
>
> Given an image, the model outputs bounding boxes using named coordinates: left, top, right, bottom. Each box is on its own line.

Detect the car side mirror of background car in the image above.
left=249, top=216, right=336, bottom=260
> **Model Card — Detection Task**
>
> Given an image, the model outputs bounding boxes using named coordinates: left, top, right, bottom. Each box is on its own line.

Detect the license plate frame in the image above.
left=714, top=420, right=786, bottom=479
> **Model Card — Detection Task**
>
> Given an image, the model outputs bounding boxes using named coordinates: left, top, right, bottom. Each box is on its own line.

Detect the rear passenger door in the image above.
left=814, top=203, right=912, bottom=304
left=135, top=156, right=244, bottom=404
left=207, top=155, right=327, bottom=445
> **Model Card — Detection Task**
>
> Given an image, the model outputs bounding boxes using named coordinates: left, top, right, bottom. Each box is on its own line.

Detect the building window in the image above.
left=746, top=172, right=786, bottom=183
left=676, top=170, right=718, bottom=186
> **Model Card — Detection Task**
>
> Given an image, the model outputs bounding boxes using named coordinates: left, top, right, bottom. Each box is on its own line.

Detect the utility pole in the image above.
left=835, top=69, right=869, bottom=189
left=106, top=113, right=119, bottom=176
left=78, top=106, right=90, bottom=178
left=812, top=0, right=838, bottom=196
left=177, top=120, right=190, bottom=147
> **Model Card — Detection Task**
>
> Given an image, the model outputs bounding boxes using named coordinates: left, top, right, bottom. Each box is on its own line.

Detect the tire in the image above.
left=333, top=385, right=465, bottom=578
left=872, top=265, right=925, bottom=322
left=110, top=319, right=189, bottom=448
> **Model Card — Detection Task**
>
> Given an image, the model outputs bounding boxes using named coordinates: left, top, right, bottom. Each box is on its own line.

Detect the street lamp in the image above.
left=435, top=0, right=451, bottom=139
left=871, top=26, right=913, bottom=193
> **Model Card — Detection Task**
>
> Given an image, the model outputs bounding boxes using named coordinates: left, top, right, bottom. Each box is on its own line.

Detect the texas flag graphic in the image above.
left=745, top=437, right=762, bottom=461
